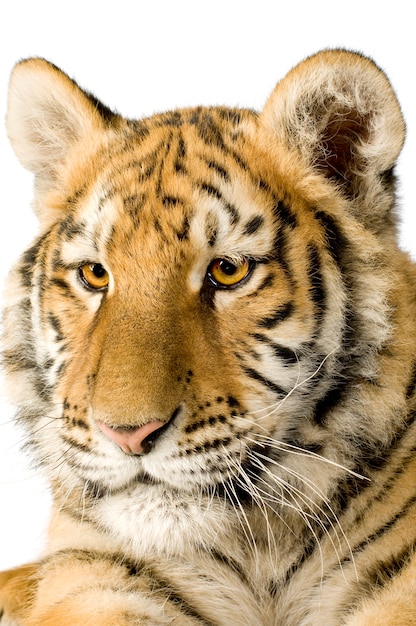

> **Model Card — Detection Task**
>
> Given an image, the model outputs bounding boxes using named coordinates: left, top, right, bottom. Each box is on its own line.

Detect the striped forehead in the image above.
left=189, top=179, right=275, bottom=258
left=59, top=113, right=280, bottom=262
left=59, top=185, right=121, bottom=264
left=60, top=181, right=276, bottom=265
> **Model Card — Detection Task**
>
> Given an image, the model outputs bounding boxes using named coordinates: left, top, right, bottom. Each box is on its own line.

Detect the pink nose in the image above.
left=97, top=420, right=166, bottom=455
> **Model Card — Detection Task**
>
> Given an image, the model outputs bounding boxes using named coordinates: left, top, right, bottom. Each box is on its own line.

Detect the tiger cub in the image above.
left=1, top=49, right=416, bottom=625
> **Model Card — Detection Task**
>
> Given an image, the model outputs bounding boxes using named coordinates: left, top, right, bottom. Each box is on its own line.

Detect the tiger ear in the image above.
left=6, top=58, right=115, bottom=196
left=260, top=50, right=406, bottom=229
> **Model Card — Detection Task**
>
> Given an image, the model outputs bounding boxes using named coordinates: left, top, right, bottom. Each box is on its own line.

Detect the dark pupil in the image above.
left=91, top=264, right=106, bottom=277
left=219, top=260, right=237, bottom=275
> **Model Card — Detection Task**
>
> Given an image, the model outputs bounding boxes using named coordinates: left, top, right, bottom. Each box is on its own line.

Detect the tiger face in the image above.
left=3, top=51, right=410, bottom=511
left=8, top=105, right=330, bottom=494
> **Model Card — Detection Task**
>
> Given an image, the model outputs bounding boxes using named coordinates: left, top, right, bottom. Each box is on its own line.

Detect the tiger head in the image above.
left=4, top=51, right=411, bottom=503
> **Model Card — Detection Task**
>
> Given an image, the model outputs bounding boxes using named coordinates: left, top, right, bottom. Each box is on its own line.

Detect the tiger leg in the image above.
left=0, top=564, right=38, bottom=625
left=14, top=551, right=212, bottom=626
left=343, top=556, right=416, bottom=626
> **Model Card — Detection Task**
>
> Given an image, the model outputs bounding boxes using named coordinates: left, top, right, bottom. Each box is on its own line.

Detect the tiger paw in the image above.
left=0, top=565, right=38, bottom=626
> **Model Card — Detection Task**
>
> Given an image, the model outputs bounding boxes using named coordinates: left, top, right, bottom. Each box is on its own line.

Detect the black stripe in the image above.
left=48, top=313, right=65, bottom=341
left=197, top=113, right=225, bottom=149
left=128, top=118, right=150, bottom=141
left=248, top=272, right=275, bottom=296
left=161, top=195, right=184, bottom=208
left=145, top=569, right=214, bottom=625
left=357, top=539, right=416, bottom=592
left=348, top=493, right=416, bottom=563
left=199, top=182, right=239, bottom=224
left=314, top=210, right=349, bottom=270
left=49, top=277, right=72, bottom=294
left=269, top=201, right=298, bottom=282
left=257, top=178, right=273, bottom=195
left=308, top=210, right=359, bottom=426
left=65, top=185, right=87, bottom=208
left=312, top=380, right=346, bottom=426
left=18, top=235, right=48, bottom=288
left=243, top=366, right=286, bottom=396
left=258, top=302, right=294, bottom=329
left=327, top=498, right=416, bottom=610
left=227, top=148, right=250, bottom=173
left=348, top=410, right=416, bottom=509
left=126, top=142, right=167, bottom=181
left=192, top=108, right=254, bottom=176
left=324, top=411, right=416, bottom=530
left=207, top=229, right=217, bottom=247
left=274, top=200, right=297, bottom=229
left=215, top=107, right=246, bottom=126
left=279, top=434, right=416, bottom=589
left=250, top=333, right=298, bottom=365
left=337, top=539, right=416, bottom=617
left=177, top=135, right=186, bottom=158
left=21, top=237, right=45, bottom=267
left=272, top=224, right=292, bottom=279
left=169, top=132, right=186, bottom=174
left=41, top=548, right=149, bottom=579
left=209, top=550, right=250, bottom=586
left=199, top=182, right=222, bottom=201
left=174, top=135, right=187, bottom=174
left=59, top=215, right=87, bottom=240
left=123, top=193, right=146, bottom=226
left=188, top=107, right=202, bottom=127
left=34, top=378, right=53, bottom=401
left=307, top=244, right=326, bottom=318
left=155, top=135, right=174, bottom=199
left=135, top=155, right=158, bottom=180
left=302, top=510, right=416, bottom=614
left=177, top=217, right=190, bottom=241
left=61, top=434, right=92, bottom=453
left=243, top=215, right=264, bottom=235
left=207, top=160, right=230, bottom=181
left=159, top=110, right=184, bottom=127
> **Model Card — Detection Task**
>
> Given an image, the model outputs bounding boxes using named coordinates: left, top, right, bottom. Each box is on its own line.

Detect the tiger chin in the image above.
left=1, top=49, right=415, bottom=625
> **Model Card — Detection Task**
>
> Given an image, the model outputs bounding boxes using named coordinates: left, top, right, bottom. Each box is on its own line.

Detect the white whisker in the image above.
left=252, top=434, right=369, bottom=482
left=244, top=445, right=358, bottom=582
left=250, top=347, right=340, bottom=421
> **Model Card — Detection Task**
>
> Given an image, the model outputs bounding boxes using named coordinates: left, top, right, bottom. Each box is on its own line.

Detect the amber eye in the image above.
left=207, top=258, right=253, bottom=288
left=79, top=263, right=109, bottom=291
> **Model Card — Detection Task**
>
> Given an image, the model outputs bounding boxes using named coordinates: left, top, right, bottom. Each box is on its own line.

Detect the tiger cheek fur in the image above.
left=1, top=50, right=416, bottom=626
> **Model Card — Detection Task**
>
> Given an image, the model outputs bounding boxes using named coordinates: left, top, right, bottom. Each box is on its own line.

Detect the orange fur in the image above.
left=1, top=50, right=415, bottom=625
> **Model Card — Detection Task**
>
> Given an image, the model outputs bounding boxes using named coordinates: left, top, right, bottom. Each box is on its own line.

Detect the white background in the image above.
left=0, top=1, right=415, bottom=572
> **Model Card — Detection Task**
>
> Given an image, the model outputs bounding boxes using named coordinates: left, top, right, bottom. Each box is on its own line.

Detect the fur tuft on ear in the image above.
left=260, top=49, right=406, bottom=232
left=6, top=58, right=116, bottom=196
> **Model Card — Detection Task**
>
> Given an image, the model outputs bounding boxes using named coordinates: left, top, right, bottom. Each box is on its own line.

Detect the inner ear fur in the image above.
left=260, top=49, right=406, bottom=230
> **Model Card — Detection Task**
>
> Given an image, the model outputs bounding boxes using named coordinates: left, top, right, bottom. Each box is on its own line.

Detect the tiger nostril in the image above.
left=97, top=406, right=181, bottom=455
left=141, top=421, right=170, bottom=454
left=141, top=406, right=181, bottom=453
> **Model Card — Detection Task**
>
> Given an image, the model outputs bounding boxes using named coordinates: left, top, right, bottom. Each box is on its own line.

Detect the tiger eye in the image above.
left=208, top=258, right=252, bottom=288
left=79, top=263, right=109, bottom=291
